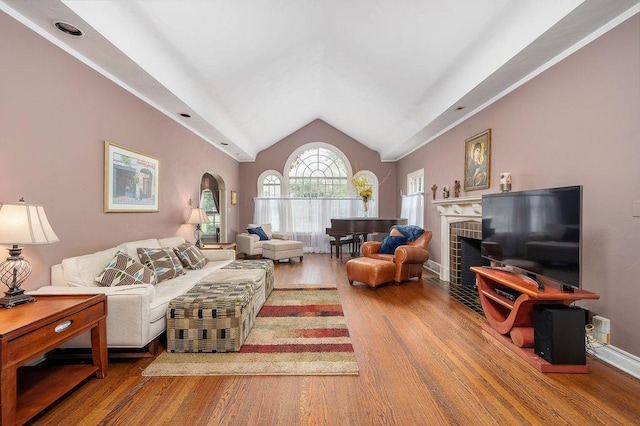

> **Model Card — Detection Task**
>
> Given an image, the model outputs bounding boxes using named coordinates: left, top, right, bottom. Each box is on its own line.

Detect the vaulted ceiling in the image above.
left=2, top=1, right=638, bottom=161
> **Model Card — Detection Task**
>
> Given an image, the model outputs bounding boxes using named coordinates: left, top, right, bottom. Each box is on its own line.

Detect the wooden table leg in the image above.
left=1, top=366, right=17, bottom=425
left=90, top=318, right=108, bottom=378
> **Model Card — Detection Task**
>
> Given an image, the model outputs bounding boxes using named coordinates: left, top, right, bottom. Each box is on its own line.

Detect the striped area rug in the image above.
left=142, top=287, right=358, bottom=376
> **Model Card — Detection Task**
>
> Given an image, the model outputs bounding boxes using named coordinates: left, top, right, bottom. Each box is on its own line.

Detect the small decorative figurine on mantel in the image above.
left=443, top=185, right=450, bottom=199
left=454, top=180, right=461, bottom=198
left=431, top=184, right=438, bottom=200
left=500, top=172, right=512, bottom=192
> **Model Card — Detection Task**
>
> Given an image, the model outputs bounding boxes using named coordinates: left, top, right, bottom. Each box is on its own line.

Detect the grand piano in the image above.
left=326, top=217, right=408, bottom=260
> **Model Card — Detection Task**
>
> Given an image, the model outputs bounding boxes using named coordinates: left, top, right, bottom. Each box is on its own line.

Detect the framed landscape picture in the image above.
left=104, top=141, right=159, bottom=212
left=464, top=129, right=491, bottom=191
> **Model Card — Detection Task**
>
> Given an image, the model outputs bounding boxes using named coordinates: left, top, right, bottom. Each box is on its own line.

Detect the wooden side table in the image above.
left=0, top=294, right=107, bottom=425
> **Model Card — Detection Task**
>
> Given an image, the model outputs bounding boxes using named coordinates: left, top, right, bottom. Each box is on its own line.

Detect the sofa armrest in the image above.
left=361, top=241, right=382, bottom=256
left=28, top=284, right=156, bottom=348
left=29, top=283, right=156, bottom=298
left=394, top=246, right=429, bottom=264
left=236, top=233, right=260, bottom=255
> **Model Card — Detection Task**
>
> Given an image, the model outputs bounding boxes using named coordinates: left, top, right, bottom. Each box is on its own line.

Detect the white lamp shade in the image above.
left=186, top=208, right=211, bottom=225
left=0, top=201, right=59, bottom=245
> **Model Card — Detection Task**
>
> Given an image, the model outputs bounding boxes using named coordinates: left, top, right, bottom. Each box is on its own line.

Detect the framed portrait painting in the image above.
left=464, top=129, right=491, bottom=191
left=104, top=141, right=159, bottom=212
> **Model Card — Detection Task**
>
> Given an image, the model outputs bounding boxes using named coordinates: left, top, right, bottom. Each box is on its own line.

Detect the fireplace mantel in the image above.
left=433, top=196, right=482, bottom=281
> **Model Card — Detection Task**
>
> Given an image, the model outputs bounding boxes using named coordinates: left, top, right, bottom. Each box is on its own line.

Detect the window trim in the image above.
left=407, top=168, right=424, bottom=195
left=257, top=169, right=286, bottom=198
left=284, top=142, right=353, bottom=198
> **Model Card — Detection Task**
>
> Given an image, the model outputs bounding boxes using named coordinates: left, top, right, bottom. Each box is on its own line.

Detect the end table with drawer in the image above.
left=0, top=294, right=108, bottom=425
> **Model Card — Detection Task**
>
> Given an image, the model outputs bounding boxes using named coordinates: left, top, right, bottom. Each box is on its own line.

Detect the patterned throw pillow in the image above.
left=95, top=250, right=157, bottom=287
left=137, top=247, right=186, bottom=283
left=174, top=242, right=208, bottom=270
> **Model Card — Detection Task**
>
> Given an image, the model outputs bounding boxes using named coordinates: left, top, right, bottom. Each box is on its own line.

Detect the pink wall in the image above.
left=398, top=15, right=640, bottom=355
left=238, top=120, right=398, bottom=228
left=0, top=12, right=240, bottom=290
left=2, top=8, right=638, bottom=356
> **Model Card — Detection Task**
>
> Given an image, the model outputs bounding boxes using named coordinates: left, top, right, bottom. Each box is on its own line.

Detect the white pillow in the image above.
left=61, top=247, right=119, bottom=287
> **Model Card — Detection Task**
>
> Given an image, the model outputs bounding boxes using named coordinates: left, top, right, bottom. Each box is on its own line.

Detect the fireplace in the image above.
left=449, top=221, right=487, bottom=286
left=433, top=196, right=482, bottom=282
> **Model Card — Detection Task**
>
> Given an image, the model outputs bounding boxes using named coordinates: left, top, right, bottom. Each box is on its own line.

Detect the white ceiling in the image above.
left=1, top=1, right=638, bottom=161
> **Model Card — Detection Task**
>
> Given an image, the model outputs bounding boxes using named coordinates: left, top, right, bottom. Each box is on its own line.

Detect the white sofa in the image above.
left=29, top=237, right=247, bottom=353
left=236, top=223, right=291, bottom=257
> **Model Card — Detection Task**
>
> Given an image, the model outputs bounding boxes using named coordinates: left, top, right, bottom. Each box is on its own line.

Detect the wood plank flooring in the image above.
left=32, top=254, right=640, bottom=425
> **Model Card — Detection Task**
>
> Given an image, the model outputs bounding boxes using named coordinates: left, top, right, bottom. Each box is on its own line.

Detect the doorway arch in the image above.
left=199, top=172, right=228, bottom=243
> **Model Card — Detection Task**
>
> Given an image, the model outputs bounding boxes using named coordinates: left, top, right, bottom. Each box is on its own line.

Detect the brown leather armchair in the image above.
left=361, top=227, right=433, bottom=282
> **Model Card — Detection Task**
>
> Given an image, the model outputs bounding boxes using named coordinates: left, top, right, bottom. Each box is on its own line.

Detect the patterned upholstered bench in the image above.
left=221, top=259, right=275, bottom=299
left=166, top=259, right=275, bottom=353
left=167, top=281, right=254, bottom=353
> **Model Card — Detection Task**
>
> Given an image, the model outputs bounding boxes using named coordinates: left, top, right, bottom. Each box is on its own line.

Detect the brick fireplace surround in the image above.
left=449, top=221, right=482, bottom=285
left=432, top=196, right=482, bottom=283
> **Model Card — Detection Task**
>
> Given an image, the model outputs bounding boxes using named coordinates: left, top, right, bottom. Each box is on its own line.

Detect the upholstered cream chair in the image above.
left=235, top=223, right=291, bottom=258
left=361, top=226, right=432, bottom=282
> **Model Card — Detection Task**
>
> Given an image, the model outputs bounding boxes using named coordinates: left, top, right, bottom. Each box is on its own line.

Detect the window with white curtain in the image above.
left=253, top=142, right=382, bottom=253
left=402, top=168, right=424, bottom=227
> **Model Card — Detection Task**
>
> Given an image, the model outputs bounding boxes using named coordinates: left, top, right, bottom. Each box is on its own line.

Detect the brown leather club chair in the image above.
left=361, top=227, right=433, bottom=282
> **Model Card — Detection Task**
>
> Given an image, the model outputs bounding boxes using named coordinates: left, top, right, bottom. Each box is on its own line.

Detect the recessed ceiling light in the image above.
left=455, top=106, right=466, bottom=111
left=53, top=21, right=83, bottom=36
left=220, top=142, right=229, bottom=146
left=179, top=113, right=191, bottom=118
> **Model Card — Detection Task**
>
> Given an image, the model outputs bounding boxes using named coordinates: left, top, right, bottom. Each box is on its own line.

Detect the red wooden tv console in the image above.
left=471, top=266, right=599, bottom=373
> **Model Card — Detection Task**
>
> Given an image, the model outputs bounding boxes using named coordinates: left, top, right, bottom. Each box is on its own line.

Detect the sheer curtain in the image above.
left=400, top=192, right=424, bottom=227
left=253, top=197, right=370, bottom=253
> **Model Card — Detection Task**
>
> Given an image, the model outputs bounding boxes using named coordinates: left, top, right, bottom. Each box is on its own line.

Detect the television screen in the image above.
left=481, top=186, right=582, bottom=289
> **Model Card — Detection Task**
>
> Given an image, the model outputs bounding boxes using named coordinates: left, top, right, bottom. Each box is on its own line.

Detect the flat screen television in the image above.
left=481, top=185, right=582, bottom=291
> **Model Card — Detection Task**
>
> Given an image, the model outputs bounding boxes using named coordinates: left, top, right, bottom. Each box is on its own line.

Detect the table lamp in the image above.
left=0, top=198, right=59, bottom=308
left=186, top=207, right=211, bottom=248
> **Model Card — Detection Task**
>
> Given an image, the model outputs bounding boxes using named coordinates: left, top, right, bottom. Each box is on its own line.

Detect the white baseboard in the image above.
left=424, top=260, right=440, bottom=275
left=589, top=344, right=640, bottom=380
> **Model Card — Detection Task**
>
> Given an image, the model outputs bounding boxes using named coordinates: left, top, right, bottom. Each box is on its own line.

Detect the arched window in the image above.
left=257, top=170, right=285, bottom=198
left=253, top=143, right=386, bottom=252
left=286, top=143, right=351, bottom=198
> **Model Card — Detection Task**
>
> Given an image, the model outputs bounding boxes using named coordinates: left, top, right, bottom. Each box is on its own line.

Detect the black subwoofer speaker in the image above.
left=534, top=305, right=586, bottom=365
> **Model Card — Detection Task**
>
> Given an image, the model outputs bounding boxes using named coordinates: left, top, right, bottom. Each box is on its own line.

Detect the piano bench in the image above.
left=346, top=257, right=396, bottom=288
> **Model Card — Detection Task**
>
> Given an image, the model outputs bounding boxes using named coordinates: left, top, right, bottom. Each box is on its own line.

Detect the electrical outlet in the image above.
left=592, top=315, right=611, bottom=343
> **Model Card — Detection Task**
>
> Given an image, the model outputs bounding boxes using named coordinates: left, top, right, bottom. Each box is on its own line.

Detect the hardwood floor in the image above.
left=32, top=254, right=639, bottom=425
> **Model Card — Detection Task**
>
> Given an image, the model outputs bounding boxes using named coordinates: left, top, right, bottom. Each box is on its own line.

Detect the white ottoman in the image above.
left=262, top=239, right=304, bottom=262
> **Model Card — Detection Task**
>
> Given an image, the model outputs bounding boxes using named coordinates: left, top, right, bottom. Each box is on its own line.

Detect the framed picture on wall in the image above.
left=230, top=190, right=237, bottom=205
left=104, top=141, right=159, bottom=212
left=464, top=129, right=491, bottom=191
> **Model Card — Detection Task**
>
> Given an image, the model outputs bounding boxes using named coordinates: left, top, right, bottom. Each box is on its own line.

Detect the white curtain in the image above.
left=401, top=192, right=424, bottom=227
left=253, top=197, right=373, bottom=253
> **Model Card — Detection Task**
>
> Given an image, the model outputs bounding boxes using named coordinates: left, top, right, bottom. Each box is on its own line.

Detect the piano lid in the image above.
left=326, top=217, right=408, bottom=235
